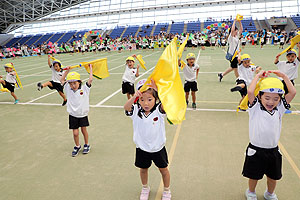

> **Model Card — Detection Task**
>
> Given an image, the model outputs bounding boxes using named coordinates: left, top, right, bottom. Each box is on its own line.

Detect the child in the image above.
left=124, top=79, right=171, bottom=200
left=122, top=56, right=140, bottom=99
left=231, top=53, right=261, bottom=104
left=243, top=70, right=296, bottom=200
left=274, top=45, right=300, bottom=94
left=182, top=53, right=199, bottom=109
left=37, top=55, right=67, bottom=106
left=218, top=19, right=243, bottom=82
left=0, top=63, right=19, bottom=104
left=60, top=65, right=93, bottom=157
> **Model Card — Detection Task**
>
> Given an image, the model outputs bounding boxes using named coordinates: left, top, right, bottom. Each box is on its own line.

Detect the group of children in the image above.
left=1, top=29, right=299, bottom=200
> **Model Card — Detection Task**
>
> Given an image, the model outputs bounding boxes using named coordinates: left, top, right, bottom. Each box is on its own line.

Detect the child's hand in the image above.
left=48, top=55, right=51, bottom=58
left=268, top=70, right=287, bottom=78
left=0, top=75, right=2, bottom=79
left=147, top=79, right=158, bottom=91
left=275, top=53, right=281, bottom=59
left=257, top=70, right=269, bottom=78
left=64, top=66, right=71, bottom=71
left=132, top=54, right=137, bottom=58
left=134, top=90, right=142, bottom=98
left=89, top=64, right=93, bottom=69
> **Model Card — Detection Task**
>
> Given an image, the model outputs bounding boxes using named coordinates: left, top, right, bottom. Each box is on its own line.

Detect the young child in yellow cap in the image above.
left=37, top=55, right=67, bottom=106
left=182, top=53, right=199, bottom=109
left=60, top=65, right=93, bottom=157
left=122, top=55, right=140, bottom=99
left=243, top=70, right=296, bottom=200
left=0, top=63, right=19, bottom=104
left=231, top=53, right=261, bottom=104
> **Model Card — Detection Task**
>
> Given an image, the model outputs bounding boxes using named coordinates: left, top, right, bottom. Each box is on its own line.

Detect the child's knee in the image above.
left=73, top=129, right=79, bottom=136
left=140, top=168, right=148, bottom=173
left=159, top=167, right=169, bottom=175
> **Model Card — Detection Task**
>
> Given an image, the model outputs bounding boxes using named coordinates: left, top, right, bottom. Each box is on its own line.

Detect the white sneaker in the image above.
left=139, top=186, right=150, bottom=200
left=264, top=190, right=278, bottom=200
left=162, top=190, right=171, bottom=200
left=245, top=189, right=257, bottom=200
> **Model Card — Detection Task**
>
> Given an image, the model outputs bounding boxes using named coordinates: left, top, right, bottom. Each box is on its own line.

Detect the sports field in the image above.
left=0, top=46, right=299, bottom=200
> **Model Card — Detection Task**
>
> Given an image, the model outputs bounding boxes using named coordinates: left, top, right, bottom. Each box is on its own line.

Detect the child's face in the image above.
left=69, top=81, right=80, bottom=91
left=187, top=58, right=195, bottom=66
left=260, top=92, right=281, bottom=111
left=127, top=60, right=134, bottom=68
left=139, top=91, right=156, bottom=113
left=286, top=54, right=296, bottom=62
left=243, top=60, right=251, bottom=68
left=4, top=67, right=12, bottom=72
left=53, top=63, right=61, bottom=72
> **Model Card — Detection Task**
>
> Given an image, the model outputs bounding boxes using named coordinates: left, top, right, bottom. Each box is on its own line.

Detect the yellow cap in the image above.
left=186, top=53, right=196, bottom=60
left=287, top=49, right=297, bottom=55
left=67, top=72, right=81, bottom=82
left=241, top=54, right=251, bottom=61
left=259, top=77, right=284, bottom=94
left=4, top=63, right=13, bottom=68
left=126, top=56, right=135, bottom=62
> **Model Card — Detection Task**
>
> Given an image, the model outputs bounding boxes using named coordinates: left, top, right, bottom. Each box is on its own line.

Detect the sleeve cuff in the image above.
left=125, top=105, right=134, bottom=116
left=248, top=97, right=258, bottom=108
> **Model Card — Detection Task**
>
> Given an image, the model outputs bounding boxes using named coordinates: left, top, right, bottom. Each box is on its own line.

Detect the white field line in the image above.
left=1, top=101, right=300, bottom=114
left=95, top=65, right=156, bottom=106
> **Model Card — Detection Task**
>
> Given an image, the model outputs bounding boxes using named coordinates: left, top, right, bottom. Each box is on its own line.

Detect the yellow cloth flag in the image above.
left=238, top=78, right=264, bottom=111
left=140, top=37, right=186, bottom=124
left=10, top=63, right=23, bottom=89
left=81, top=58, right=109, bottom=79
left=136, top=55, right=147, bottom=70
left=177, top=34, right=189, bottom=70
left=0, top=78, right=9, bottom=92
left=279, top=34, right=300, bottom=56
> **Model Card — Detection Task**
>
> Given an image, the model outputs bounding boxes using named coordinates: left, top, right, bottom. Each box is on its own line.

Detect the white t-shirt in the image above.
left=227, top=34, right=240, bottom=56
left=51, top=65, right=64, bottom=83
left=248, top=97, right=289, bottom=148
left=64, top=82, right=91, bottom=118
left=6, top=72, right=16, bottom=84
left=122, top=65, right=137, bottom=83
left=238, top=64, right=257, bottom=86
left=276, top=58, right=299, bottom=80
left=183, top=64, right=199, bottom=82
left=126, top=103, right=166, bottom=153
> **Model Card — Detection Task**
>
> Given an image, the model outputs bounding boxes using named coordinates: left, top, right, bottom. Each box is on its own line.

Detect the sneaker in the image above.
left=37, top=82, right=42, bottom=91
left=284, top=109, right=292, bottom=114
left=231, top=86, right=242, bottom=92
left=162, top=190, right=171, bottom=200
left=82, top=144, right=90, bottom=154
left=72, top=145, right=81, bottom=157
left=14, top=99, right=19, bottom=104
left=186, top=100, right=189, bottom=106
left=192, top=103, right=196, bottom=109
left=62, top=100, right=67, bottom=106
left=218, top=73, right=223, bottom=82
left=140, top=186, right=150, bottom=200
left=264, top=190, right=278, bottom=200
left=245, top=189, right=257, bottom=200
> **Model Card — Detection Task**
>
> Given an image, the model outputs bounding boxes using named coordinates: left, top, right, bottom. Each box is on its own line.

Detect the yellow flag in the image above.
left=238, top=78, right=264, bottom=111
left=0, top=78, right=9, bottom=92
left=136, top=55, right=147, bottom=70
left=279, top=35, right=300, bottom=56
left=140, top=37, right=186, bottom=124
left=81, top=58, right=109, bottom=79
left=11, top=63, right=23, bottom=89
left=177, top=33, right=189, bottom=59
left=180, top=60, right=186, bottom=70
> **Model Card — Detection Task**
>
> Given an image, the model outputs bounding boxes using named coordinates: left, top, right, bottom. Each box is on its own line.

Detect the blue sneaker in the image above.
left=14, top=99, right=19, bottom=104
left=82, top=144, right=90, bottom=154
left=285, top=110, right=292, bottom=114
left=72, top=145, right=81, bottom=157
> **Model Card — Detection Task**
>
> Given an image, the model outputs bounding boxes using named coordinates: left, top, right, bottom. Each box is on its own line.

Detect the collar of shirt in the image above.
left=258, top=98, right=278, bottom=115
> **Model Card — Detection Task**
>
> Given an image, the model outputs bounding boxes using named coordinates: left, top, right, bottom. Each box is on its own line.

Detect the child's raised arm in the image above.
left=274, top=53, right=280, bottom=64
left=87, top=64, right=93, bottom=86
left=60, top=67, right=70, bottom=85
left=255, top=66, right=262, bottom=74
left=48, top=55, right=51, bottom=67
left=237, top=52, right=242, bottom=64
left=124, top=90, right=142, bottom=112
left=269, top=70, right=296, bottom=104
left=248, top=70, right=267, bottom=104
left=135, top=64, right=140, bottom=77
left=230, top=20, right=236, bottom=36
left=238, top=20, right=243, bottom=35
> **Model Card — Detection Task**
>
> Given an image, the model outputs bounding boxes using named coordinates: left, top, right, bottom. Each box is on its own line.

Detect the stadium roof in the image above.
left=0, top=0, right=89, bottom=33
